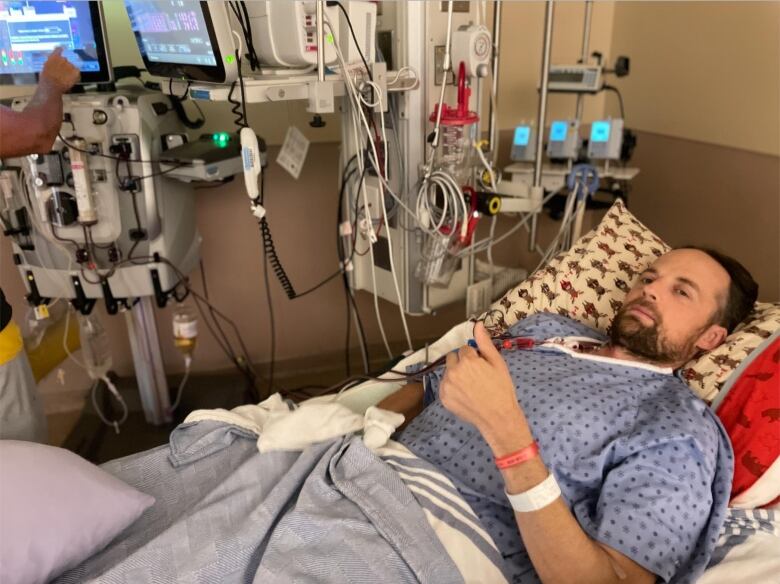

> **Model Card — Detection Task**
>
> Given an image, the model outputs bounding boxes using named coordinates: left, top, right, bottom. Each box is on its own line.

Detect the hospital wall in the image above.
left=607, top=1, right=780, bottom=300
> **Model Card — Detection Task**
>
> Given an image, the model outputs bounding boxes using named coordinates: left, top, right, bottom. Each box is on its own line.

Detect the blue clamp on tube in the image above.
left=566, top=163, right=600, bottom=198
left=467, top=339, right=478, bottom=349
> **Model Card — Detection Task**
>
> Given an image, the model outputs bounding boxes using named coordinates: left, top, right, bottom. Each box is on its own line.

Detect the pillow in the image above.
left=713, top=334, right=780, bottom=507
left=485, top=199, right=780, bottom=401
left=681, top=303, right=780, bottom=400
left=0, top=440, right=155, bottom=584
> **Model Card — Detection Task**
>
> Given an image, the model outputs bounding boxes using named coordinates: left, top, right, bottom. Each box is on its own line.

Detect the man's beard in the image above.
left=609, top=301, right=700, bottom=365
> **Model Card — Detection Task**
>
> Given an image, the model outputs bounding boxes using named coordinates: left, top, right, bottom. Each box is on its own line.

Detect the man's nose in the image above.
left=642, top=281, right=659, bottom=302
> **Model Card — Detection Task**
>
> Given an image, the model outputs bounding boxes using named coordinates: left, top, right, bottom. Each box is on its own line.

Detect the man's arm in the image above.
left=439, top=323, right=657, bottom=584
left=376, top=383, right=424, bottom=431
left=0, top=48, right=79, bottom=158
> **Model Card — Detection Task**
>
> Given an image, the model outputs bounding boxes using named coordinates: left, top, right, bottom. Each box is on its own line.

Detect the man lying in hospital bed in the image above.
left=4, top=202, right=774, bottom=583
left=380, top=246, right=757, bottom=583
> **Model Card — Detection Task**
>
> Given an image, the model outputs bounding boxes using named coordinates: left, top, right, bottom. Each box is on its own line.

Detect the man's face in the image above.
left=610, top=249, right=730, bottom=365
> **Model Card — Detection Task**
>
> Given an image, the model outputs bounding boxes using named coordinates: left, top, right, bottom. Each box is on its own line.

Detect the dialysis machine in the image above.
left=0, top=1, right=200, bottom=425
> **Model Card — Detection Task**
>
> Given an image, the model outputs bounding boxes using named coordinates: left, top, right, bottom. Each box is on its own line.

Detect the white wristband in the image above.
left=505, top=473, right=561, bottom=513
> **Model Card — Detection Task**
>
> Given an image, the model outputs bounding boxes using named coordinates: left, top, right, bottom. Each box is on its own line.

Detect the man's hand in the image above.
left=440, top=322, right=533, bottom=456
left=39, top=47, right=80, bottom=93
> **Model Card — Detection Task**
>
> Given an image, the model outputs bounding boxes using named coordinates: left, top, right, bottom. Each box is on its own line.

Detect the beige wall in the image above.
left=628, top=131, right=779, bottom=301
left=608, top=1, right=780, bottom=301
left=492, top=0, right=613, bottom=127
left=609, top=1, right=780, bottom=156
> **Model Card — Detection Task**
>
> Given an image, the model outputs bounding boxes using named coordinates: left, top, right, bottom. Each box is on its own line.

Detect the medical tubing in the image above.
left=92, top=376, right=129, bottom=434
left=169, top=355, right=192, bottom=413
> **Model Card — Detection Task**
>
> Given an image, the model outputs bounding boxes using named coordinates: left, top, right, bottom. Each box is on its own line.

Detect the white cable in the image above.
left=372, top=84, right=413, bottom=352
left=169, top=354, right=192, bottom=412
left=487, top=214, right=498, bottom=300
left=387, top=66, right=418, bottom=86
left=62, top=303, right=87, bottom=370
left=92, top=375, right=128, bottom=434
left=474, top=141, right=496, bottom=190
left=330, top=27, right=411, bottom=356
left=231, top=30, right=243, bottom=64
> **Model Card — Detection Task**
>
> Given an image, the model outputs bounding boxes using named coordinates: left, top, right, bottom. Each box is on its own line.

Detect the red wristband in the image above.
left=494, top=442, right=540, bottom=469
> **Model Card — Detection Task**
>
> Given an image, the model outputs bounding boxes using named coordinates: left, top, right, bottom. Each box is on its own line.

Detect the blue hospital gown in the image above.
left=396, top=313, right=733, bottom=583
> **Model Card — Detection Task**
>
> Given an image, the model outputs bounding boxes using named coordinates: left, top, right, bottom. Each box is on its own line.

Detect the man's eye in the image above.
left=641, top=277, right=653, bottom=284
left=676, top=288, right=689, bottom=298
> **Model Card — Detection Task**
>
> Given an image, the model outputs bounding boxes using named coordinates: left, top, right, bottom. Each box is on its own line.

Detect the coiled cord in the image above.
left=259, top=216, right=296, bottom=300
left=227, top=80, right=246, bottom=130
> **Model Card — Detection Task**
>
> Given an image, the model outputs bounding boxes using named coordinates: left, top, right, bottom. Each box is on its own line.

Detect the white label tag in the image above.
left=173, top=320, right=198, bottom=339
left=276, top=126, right=310, bottom=180
left=34, top=304, right=50, bottom=320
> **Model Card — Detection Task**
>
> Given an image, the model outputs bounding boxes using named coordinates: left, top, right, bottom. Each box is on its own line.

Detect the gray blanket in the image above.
left=55, top=420, right=464, bottom=583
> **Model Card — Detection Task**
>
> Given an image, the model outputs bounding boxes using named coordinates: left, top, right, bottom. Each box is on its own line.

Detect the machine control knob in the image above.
left=476, top=63, right=489, bottom=78
left=92, top=109, right=109, bottom=125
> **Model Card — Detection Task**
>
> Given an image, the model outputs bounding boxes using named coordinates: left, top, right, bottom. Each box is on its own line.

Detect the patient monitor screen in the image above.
left=0, top=1, right=103, bottom=76
left=125, top=0, right=216, bottom=67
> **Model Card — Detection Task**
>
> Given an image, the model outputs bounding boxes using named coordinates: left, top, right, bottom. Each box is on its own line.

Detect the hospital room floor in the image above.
left=49, top=367, right=348, bottom=464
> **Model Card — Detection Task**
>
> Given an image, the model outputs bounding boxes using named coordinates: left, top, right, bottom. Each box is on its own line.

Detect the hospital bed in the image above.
left=6, top=200, right=779, bottom=583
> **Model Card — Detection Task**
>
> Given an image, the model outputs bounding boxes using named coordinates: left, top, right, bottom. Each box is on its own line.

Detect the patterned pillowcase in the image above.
left=485, top=199, right=668, bottom=334
left=682, top=303, right=780, bottom=401
left=484, top=199, right=780, bottom=402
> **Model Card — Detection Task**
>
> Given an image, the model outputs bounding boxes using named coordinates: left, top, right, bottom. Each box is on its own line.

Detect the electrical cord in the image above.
left=111, top=252, right=261, bottom=400
left=327, top=1, right=373, bottom=82
left=337, top=158, right=370, bottom=374
left=602, top=84, right=626, bottom=119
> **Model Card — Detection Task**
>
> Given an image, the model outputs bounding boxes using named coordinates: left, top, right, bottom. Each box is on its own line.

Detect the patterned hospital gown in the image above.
left=397, top=313, right=733, bottom=584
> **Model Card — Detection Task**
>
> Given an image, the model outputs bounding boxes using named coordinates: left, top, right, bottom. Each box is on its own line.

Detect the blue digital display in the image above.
left=513, top=126, right=531, bottom=147
left=549, top=121, right=568, bottom=142
left=590, top=121, right=611, bottom=143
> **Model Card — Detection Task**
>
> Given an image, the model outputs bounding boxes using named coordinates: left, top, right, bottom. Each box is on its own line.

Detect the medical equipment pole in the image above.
left=316, top=0, right=326, bottom=82
left=575, top=0, right=593, bottom=121
left=488, top=0, right=503, bottom=165
left=125, top=297, right=172, bottom=425
left=529, top=0, right=555, bottom=251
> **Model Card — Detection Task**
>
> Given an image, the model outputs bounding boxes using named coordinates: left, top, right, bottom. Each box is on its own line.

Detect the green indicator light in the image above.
left=225, top=54, right=235, bottom=64
left=212, top=132, right=231, bottom=148
left=326, top=33, right=334, bottom=45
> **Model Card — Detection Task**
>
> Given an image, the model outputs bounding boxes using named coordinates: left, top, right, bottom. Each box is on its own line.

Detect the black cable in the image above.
left=238, top=1, right=261, bottom=70
left=602, top=84, right=626, bottom=119
left=199, top=259, right=257, bottom=391
left=114, top=252, right=261, bottom=399
left=330, top=1, right=373, bottom=82
left=261, top=213, right=275, bottom=400
left=337, top=157, right=360, bottom=376
left=167, top=78, right=191, bottom=100
left=226, top=81, right=245, bottom=129
left=58, top=133, right=167, bottom=165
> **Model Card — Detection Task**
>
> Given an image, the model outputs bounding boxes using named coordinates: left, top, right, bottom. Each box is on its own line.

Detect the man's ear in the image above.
left=695, top=324, right=728, bottom=353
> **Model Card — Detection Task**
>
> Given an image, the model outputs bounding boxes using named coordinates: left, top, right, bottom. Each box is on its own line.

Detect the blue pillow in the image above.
left=0, top=440, right=154, bottom=584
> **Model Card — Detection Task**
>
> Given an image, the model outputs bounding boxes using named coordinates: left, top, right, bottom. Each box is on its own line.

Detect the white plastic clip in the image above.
left=251, top=203, right=267, bottom=220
